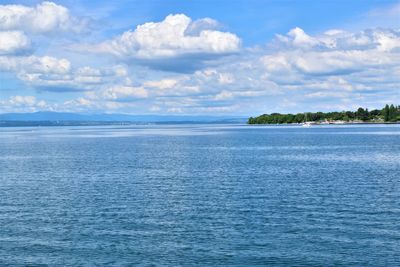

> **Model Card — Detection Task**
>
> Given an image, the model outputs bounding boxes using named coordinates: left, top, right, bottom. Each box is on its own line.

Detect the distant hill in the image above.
left=0, top=111, right=246, bottom=124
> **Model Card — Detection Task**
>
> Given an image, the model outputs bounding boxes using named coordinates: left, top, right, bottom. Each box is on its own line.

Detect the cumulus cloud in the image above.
left=263, top=27, right=400, bottom=78
left=8, top=95, right=37, bottom=106
left=0, top=55, right=70, bottom=74
left=0, top=55, right=114, bottom=91
left=275, top=27, right=400, bottom=51
left=214, top=90, right=265, bottom=100
left=0, top=1, right=88, bottom=34
left=0, top=2, right=96, bottom=92
left=0, top=31, right=31, bottom=55
left=144, top=78, right=179, bottom=90
left=0, top=96, right=49, bottom=112
left=80, top=14, right=240, bottom=72
left=101, top=86, right=149, bottom=101
left=284, top=27, right=319, bottom=48
left=184, top=17, right=220, bottom=36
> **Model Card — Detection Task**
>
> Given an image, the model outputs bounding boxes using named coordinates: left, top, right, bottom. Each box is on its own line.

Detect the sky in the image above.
left=0, top=0, right=399, bottom=115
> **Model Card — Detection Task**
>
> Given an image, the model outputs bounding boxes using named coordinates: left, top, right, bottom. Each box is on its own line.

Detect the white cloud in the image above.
left=264, top=28, right=400, bottom=77
left=101, top=86, right=149, bottom=101
left=214, top=90, right=265, bottom=100
left=0, top=2, right=92, bottom=93
left=23, top=56, right=71, bottom=74
left=184, top=17, right=220, bottom=36
left=79, top=14, right=240, bottom=72
left=101, top=14, right=240, bottom=58
left=142, top=77, right=201, bottom=96
left=0, top=55, right=72, bottom=88
left=276, top=27, right=400, bottom=51
left=0, top=31, right=31, bottom=55
left=0, top=55, right=71, bottom=74
left=9, top=95, right=36, bottom=106
left=374, top=30, right=400, bottom=51
left=0, top=95, right=49, bottom=112
left=0, top=1, right=88, bottom=34
left=0, top=55, right=115, bottom=91
left=218, top=73, right=235, bottom=84
left=62, top=97, right=94, bottom=111
left=144, top=78, right=179, bottom=90
left=287, top=27, right=319, bottom=48
left=214, top=90, right=234, bottom=100
left=261, top=53, right=292, bottom=73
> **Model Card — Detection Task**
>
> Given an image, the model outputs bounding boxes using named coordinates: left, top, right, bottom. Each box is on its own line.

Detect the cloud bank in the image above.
left=0, top=1, right=399, bottom=115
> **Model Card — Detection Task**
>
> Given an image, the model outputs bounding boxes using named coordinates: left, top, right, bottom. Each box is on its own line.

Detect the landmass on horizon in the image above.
left=0, top=112, right=246, bottom=126
left=248, top=104, right=400, bottom=124
left=2, top=104, right=399, bottom=127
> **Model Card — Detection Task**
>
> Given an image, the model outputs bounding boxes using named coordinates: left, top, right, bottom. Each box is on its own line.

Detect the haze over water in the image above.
left=0, top=124, right=399, bottom=266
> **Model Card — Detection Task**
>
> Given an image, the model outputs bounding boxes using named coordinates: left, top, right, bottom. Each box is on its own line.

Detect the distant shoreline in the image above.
left=0, top=120, right=399, bottom=128
left=248, top=105, right=400, bottom=125
left=0, top=120, right=244, bottom=127
left=248, top=121, right=400, bottom=126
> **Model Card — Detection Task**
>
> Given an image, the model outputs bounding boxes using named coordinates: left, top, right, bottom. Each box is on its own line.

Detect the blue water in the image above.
left=0, top=124, right=399, bottom=266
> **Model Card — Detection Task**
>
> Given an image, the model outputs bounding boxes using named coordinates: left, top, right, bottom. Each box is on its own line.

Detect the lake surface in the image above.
left=0, top=124, right=399, bottom=266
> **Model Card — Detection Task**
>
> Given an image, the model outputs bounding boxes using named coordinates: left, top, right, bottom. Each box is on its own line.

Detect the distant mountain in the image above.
left=0, top=111, right=246, bottom=124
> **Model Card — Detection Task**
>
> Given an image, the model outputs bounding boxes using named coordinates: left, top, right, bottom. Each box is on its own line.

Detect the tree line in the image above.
left=248, top=104, right=400, bottom=124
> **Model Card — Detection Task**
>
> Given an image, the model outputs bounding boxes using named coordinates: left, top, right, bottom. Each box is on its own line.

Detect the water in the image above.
left=0, top=124, right=399, bottom=266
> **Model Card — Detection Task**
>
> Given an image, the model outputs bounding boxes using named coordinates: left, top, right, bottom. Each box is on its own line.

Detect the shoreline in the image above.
left=248, top=121, right=400, bottom=125
left=0, top=121, right=399, bottom=128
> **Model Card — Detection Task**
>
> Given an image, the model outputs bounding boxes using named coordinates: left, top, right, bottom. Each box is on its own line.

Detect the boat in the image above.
left=301, top=113, right=313, bottom=127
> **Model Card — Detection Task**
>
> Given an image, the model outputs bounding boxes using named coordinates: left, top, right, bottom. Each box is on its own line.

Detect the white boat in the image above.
left=302, top=113, right=312, bottom=127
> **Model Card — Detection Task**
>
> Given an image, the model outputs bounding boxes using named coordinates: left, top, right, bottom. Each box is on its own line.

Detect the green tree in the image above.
left=383, top=104, right=390, bottom=121
left=389, top=104, right=396, bottom=121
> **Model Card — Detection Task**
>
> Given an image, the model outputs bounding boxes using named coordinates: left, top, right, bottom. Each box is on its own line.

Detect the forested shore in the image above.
left=248, top=104, right=400, bottom=124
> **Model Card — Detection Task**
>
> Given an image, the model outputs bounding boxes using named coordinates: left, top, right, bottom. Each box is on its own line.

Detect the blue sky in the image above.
left=0, top=0, right=399, bottom=115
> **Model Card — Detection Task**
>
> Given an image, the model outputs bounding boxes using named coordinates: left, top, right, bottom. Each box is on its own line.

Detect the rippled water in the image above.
left=1, top=124, right=399, bottom=266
